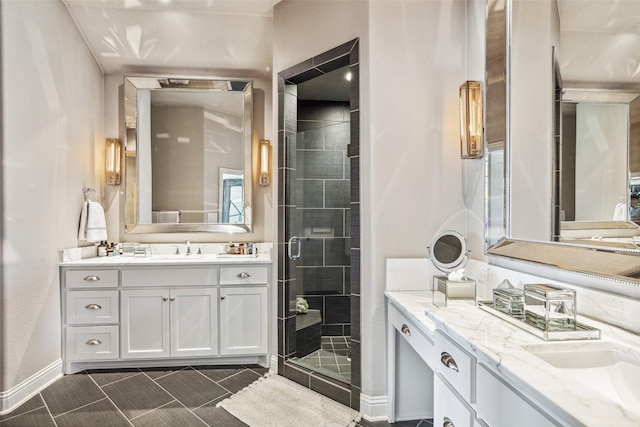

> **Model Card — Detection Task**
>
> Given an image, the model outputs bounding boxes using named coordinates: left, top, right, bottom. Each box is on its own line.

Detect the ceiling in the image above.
left=62, top=0, right=281, bottom=77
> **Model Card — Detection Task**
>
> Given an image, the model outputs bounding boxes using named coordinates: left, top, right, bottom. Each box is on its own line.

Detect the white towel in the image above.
left=613, top=202, right=627, bottom=221
left=78, top=200, right=108, bottom=242
left=152, top=210, right=180, bottom=223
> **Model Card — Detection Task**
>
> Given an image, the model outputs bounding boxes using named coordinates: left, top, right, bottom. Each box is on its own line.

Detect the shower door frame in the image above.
left=276, top=39, right=361, bottom=410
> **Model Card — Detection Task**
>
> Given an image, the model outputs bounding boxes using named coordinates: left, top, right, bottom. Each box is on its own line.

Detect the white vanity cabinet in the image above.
left=433, top=330, right=477, bottom=427
left=219, top=266, right=269, bottom=355
left=386, top=301, right=435, bottom=422
left=60, top=261, right=271, bottom=374
left=120, top=287, right=218, bottom=359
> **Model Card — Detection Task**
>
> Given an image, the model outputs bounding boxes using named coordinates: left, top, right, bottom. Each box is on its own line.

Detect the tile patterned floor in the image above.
left=0, top=363, right=431, bottom=427
left=296, top=336, right=352, bottom=382
left=0, top=365, right=267, bottom=427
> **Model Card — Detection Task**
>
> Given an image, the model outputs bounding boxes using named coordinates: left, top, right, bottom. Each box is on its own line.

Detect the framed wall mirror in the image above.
left=124, top=76, right=253, bottom=233
left=485, top=0, right=640, bottom=290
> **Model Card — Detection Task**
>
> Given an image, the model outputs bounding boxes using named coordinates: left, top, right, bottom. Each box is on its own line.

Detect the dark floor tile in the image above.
left=131, top=400, right=207, bottom=427
left=89, top=368, right=142, bottom=387
left=193, top=404, right=248, bottom=427
left=41, top=373, right=105, bottom=417
left=194, top=365, right=247, bottom=383
left=54, top=398, right=130, bottom=427
left=102, top=374, right=174, bottom=420
left=140, top=366, right=184, bottom=380
left=217, top=370, right=261, bottom=394
left=245, top=365, right=269, bottom=377
left=154, top=369, right=229, bottom=410
left=0, top=407, right=56, bottom=426
left=0, top=394, right=45, bottom=421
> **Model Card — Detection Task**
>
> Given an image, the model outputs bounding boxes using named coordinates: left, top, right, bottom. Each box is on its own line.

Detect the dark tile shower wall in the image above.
left=296, top=100, right=351, bottom=337
left=277, top=38, right=361, bottom=410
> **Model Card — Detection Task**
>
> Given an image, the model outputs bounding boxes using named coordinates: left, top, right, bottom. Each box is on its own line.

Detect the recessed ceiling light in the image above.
left=345, top=72, right=352, bottom=82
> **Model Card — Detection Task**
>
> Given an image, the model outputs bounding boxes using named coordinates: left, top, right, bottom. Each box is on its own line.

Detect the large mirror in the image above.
left=124, top=77, right=253, bottom=233
left=486, top=0, right=640, bottom=288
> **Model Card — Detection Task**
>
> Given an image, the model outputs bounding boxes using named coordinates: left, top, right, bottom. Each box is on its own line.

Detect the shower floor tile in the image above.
left=297, top=336, right=352, bottom=382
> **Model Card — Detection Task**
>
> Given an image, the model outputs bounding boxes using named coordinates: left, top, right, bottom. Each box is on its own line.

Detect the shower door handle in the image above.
left=288, top=236, right=301, bottom=260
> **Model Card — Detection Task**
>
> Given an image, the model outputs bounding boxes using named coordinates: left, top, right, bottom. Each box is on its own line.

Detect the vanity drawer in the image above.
left=435, top=330, right=476, bottom=404
left=220, top=266, right=268, bottom=285
left=65, top=269, right=118, bottom=289
left=388, top=303, right=435, bottom=369
left=65, top=326, right=119, bottom=361
left=65, top=290, right=119, bottom=325
left=435, top=373, right=475, bottom=427
left=121, top=267, right=218, bottom=287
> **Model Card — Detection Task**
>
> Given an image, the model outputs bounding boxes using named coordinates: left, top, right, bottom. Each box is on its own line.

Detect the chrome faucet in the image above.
left=184, top=240, right=191, bottom=256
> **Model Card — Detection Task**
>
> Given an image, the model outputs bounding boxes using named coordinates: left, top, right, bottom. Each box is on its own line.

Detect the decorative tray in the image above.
left=478, top=301, right=601, bottom=341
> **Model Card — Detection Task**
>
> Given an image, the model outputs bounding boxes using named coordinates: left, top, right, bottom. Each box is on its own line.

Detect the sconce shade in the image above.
left=259, top=139, right=271, bottom=186
left=459, top=81, right=483, bottom=159
left=105, top=138, right=122, bottom=185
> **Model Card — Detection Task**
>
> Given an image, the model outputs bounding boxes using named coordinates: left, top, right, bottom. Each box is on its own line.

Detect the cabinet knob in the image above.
left=83, top=275, right=100, bottom=281
left=440, top=352, right=459, bottom=372
left=401, top=324, right=411, bottom=336
left=221, top=296, right=226, bottom=300
left=85, top=304, right=102, bottom=310
left=163, top=297, right=169, bottom=301
left=237, top=272, right=251, bottom=278
left=170, top=297, right=176, bottom=301
left=86, top=339, right=102, bottom=346
left=443, top=417, right=455, bottom=427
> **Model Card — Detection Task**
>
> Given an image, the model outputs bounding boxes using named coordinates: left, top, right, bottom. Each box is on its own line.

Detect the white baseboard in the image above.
left=359, top=393, right=389, bottom=422
left=0, top=359, right=63, bottom=416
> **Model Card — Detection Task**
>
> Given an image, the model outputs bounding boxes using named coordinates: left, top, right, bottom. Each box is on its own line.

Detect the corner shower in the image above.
left=289, top=89, right=352, bottom=382
left=277, top=39, right=360, bottom=401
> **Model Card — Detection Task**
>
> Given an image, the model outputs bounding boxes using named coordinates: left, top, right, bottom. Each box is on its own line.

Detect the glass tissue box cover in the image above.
left=433, top=275, right=476, bottom=307
left=493, top=288, right=525, bottom=319
left=523, top=284, right=576, bottom=331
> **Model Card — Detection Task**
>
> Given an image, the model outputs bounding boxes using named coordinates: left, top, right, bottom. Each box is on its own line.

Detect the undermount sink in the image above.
left=521, top=341, right=640, bottom=412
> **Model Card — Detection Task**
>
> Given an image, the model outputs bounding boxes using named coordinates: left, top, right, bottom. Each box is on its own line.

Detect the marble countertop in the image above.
left=386, top=290, right=640, bottom=427
left=60, top=253, right=272, bottom=267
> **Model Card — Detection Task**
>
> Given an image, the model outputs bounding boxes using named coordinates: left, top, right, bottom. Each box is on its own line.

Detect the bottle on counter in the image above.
left=98, top=241, right=107, bottom=257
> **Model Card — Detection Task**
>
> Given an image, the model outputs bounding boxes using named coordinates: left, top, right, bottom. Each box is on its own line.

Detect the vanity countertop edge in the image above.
left=385, top=290, right=640, bottom=427
left=59, top=254, right=273, bottom=267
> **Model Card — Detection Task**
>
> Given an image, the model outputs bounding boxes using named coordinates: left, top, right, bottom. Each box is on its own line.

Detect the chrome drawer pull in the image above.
left=443, top=417, right=455, bottom=427
left=401, top=324, right=411, bottom=336
left=83, top=275, right=100, bottom=281
left=86, top=339, right=102, bottom=346
left=85, top=304, right=102, bottom=310
left=237, top=272, right=251, bottom=278
left=440, top=352, right=459, bottom=372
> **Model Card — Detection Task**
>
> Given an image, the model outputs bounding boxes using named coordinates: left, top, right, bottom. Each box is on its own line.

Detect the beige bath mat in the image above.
left=217, top=374, right=361, bottom=427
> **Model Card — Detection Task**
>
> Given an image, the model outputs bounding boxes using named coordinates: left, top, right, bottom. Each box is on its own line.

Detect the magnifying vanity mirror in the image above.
left=485, top=0, right=640, bottom=290
left=428, top=230, right=471, bottom=273
left=124, top=76, right=253, bottom=233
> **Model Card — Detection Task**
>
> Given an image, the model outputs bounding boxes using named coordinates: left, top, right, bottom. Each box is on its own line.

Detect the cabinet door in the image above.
left=121, top=289, right=170, bottom=359
left=219, top=286, right=268, bottom=355
left=170, top=288, right=218, bottom=357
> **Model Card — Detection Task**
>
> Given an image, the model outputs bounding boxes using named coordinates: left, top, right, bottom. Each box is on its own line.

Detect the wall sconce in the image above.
left=259, top=139, right=271, bottom=186
left=459, top=81, right=483, bottom=159
left=105, top=138, right=122, bottom=185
